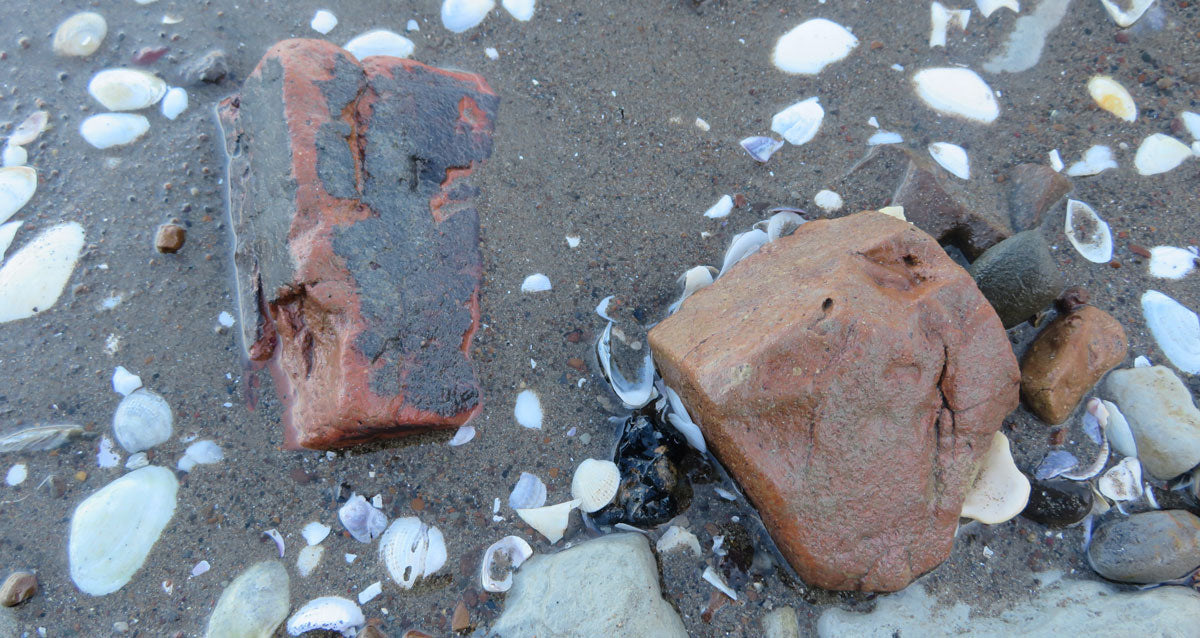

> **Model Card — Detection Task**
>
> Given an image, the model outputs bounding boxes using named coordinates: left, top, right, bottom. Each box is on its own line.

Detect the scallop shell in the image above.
left=960, top=432, right=1030, bottom=524
left=285, top=596, right=364, bottom=636
left=1064, top=199, right=1113, bottom=264
left=68, top=466, right=178, bottom=595
left=338, top=493, right=387, bottom=543
left=378, top=517, right=447, bottom=589
left=343, top=30, right=415, bottom=61
left=79, top=113, right=150, bottom=149
left=912, top=67, right=1000, bottom=124
left=53, top=12, right=107, bottom=57
left=514, top=499, right=579, bottom=544
left=112, top=388, right=173, bottom=453
left=480, top=535, right=534, bottom=593
left=1087, top=75, right=1137, bottom=122
left=0, top=166, right=37, bottom=225
left=88, top=69, right=167, bottom=111
left=570, top=458, right=620, bottom=513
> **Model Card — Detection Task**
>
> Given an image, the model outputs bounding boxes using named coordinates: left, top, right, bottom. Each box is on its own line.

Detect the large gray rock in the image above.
left=817, top=575, right=1200, bottom=637
left=968, top=230, right=1064, bottom=328
left=1088, top=510, right=1200, bottom=584
left=488, top=534, right=687, bottom=638
left=1104, top=366, right=1200, bottom=480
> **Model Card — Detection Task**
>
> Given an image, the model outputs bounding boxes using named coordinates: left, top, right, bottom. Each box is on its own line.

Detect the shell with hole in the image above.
left=570, top=458, right=620, bottom=513
left=378, top=517, right=446, bottom=589
left=479, top=536, right=534, bottom=592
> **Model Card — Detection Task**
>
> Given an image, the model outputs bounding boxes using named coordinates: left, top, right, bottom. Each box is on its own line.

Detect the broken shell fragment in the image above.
left=296, top=545, right=324, bottom=578
left=285, top=596, right=364, bottom=636
left=1141, top=291, right=1200, bottom=374
left=0, top=166, right=36, bottom=225
left=656, top=525, right=702, bottom=556
left=1148, top=246, right=1197, bottom=280
left=310, top=9, right=338, bottom=35
left=739, top=136, right=784, bottom=163
left=1035, top=449, right=1079, bottom=481
left=378, top=517, right=447, bottom=589
left=0, top=423, right=83, bottom=454
left=1099, top=0, right=1154, bottom=27
left=772, top=18, right=858, bottom=75
left=515, top=499, right=579, bottom=544
left=668, top=265, right=717, bottom=314
left=928, top=142, right=970, bottom=180
left=1097, top=457, right=1143, bottom=502
left=1065, top=145, right=1117, bottom=177
left=929, top=2, right=970, bottom=48
left=1102, top=399, right=1138, bottom=457
left=912, top=67, right=1000, bottom=124
left=480, top=536, right=534, bottom=593
left=703, top=194, right=733, bottom=219
left=79, top=113, right=150, bottom=149
left=570, top=458, right=620, bottom=513
left=702, top=565, right=738, bottom=600
left=975, top=0, right=1018, bottom=17
left=1064, top=199, right=1113, bottom=264
left=88, top=69, right=168, bottom=111
left=53, top=12, right=107, bottom=57
left=718, top=229, right=768, bottom=276
left=1087, top=75, right=1137, bottom=122
left=177, top=439, right=223, bottom=472
left=662, top=384, right=706, bottom=453
left=961, top=432, right=1030, bottom=524
left=343, top=30, right=415, bottom=61
left=160, top=87, right=188, bottom=120
left=770, top=97, right=824, bottom=146
left=302, top=521, right=331, bottom=546
left=339, top=494, right=388, bottom=543
left=112, top=388, right=172, bottom=453
left=68, top=466, right=178, bottom=595
left=0, top=221, right=85, bottom=323
left=447, top=425, right=475, bottom=446
left=203, top=561, right=290, bottom=638
left=9, top=111, right=49, bottom=147
left=508, top=471, right=547, bottom=510
left=1134, top=133, right=1193, bottom=176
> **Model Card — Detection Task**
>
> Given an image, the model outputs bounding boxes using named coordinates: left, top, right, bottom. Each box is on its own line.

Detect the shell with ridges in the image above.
left=53, top=12, right=107, bottom=57
left=570, top=458, right=620, bottom=513
left=285, top=596, right=364, bottom=636
left=112, top=388, right=172, bottom=453
left=378, top=517, right=446, bottom=589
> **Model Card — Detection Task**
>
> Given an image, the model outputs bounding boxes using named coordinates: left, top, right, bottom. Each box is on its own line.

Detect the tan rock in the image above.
left=0, top=572, right=37, bottom=607
left=649, top=211, right=1018, bottom=592
left=1020, top=306, right=1127, bottom=424
left=154, top=223, right=186, bottom=254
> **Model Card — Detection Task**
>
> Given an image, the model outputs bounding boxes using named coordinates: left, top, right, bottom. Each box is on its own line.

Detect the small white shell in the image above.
left=702, top=565, right=738, bottom=600
left=343, top=30, right=415, bottom=61
left=508, top=471, right=547, bottom=510
left=772, top=18, right=858, bottom=75
left=0, top=166, right=37, bottom=225
left=703, top=194, right=733, bottom=219
left=1, top=145, right=26, bottom=168
left=9, top=111, right=49, bottom=147
left=1065, top=145, right=1117, bottom=177
left=1087, top=75, right=1137, bottom=122
left=285, top=596, right=364, bottom=636
left=1064, top=199, right=1113, bottom=264
left=1148, top=246, right=1198, bottom=280
left=929, top=1, right=970, bottom=48
left=1098, top=0, right=1154, bottom=27
left=764, top=211, right=806, bottom=242
left=53, top=12, right=107, bottom=57
left=301, top=521, right=331, bottom=546
left=310, top=9, right=338, bottom=34
left=718, top=229, right=768, bottom=276
left=480, top=535, right=534, bottom=592
left=655, top=525, right=702, bottom=556
left=378, top=517, right=446, bottom=589
left=928, top=142, right=970, bottom=180
left=88, top=69, right=168, bottom=111
left=668, top=265, right=717, bottom=314
left=520, top=273, right=551, bottom=292
left=1141, top=290, right=1200, bottom=374
left=515, top=499, right=579, bottom=544
left=867, top=130, right=904, bottom=146
left=160, top=87, right=188, bottom=120
left=912, top=67, right=1000, bottom=124
left=441, top=0, right=495, bottom=33
left=960, top=432, right=1030, bottom=524
left=570, top=458, right=620, bottom=513
left=1101, top=400, right=1138, bottom=457
left=739, top=136, right=784, bottom=163
left=813, top=190, right=843, bottom=212
left=447, top=424, right=475, bottom=446
left=262, top=528, right=286, bottom=557
left=79, top=114, right=150, bottom=149
left=111, top=365, right=142, bottom=396
left=502, top=0, right=535, bottom=21
left=338, top=493, right=387, bottom=543
left=1097, top=457, right=1143, bottom=502
left=296, top=545, right=324, bottom=578
left=1134, top=133, right=1193, bottom=176
left=770, top=97, right=824, bottom=146
left=513, top=390, right=543, bottom=429
left=112, top=388, right=173, bottom=453
left=177, top=440, right=223, bottom=472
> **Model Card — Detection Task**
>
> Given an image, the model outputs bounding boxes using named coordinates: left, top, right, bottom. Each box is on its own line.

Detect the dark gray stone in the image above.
left=1088, top=510, right=1200, bottom=584
left=1021, top=478, right=1092, bottom=527
left=968, top=230, right=1064, bottom=328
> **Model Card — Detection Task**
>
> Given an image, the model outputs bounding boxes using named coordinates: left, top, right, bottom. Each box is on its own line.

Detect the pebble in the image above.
left=968, top=230, right=1064, bottom=328
left=451, top=600, right=470, bottom=632
left=74, top=470, right=87, bottom=482
left=1104, top=365, right=1200, bottom=480
left=1019, top=305, right=1127, bottom=425
left=0, top=572, right=37, bottom=607
left=179, top=49, right=229, bottom=85
left=1088, top=510, right=1200, bottom=584
left=155, top=223, right=186, bottom=253
left=1020, top=478, right=1093, bottom=527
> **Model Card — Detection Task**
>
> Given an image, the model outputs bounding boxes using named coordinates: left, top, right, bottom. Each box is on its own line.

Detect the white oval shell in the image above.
left=772, top=18, right=859, bottom=75
left=10, top=111, right=49, bottom=147
left=286, top=596, right=364, bottom=636
left=513, top=389, right=543, bottom=428
left=1134, top=133, right=1193, bottom=176
left=928, top=142, right=970, bottom=180
left=338, top=493, right=387, bottom=543
left=703, top=194, right=733, bottom=219
left=112, top=388, right=173, bottom=453
left=1141, top=290, right=1200, bottom=374
left=343, top=30, right=415, bottom=61
left=770, top=97, right=824, bottom=146
left=0, top=222, right=86, bottom=323
left=515, top=499, right=579, bottom=544
left=442, top=0, right=495, bottom=33
left=2, top=145, right=26, bottom=168
left=813, top=190, right=843, bottom=213
left=502, top=0, right=535, bottom=21
left=1065, top=145, right=1117, bottom=177
left=203, top=561, right=290, bottom=638
left=378, top=517, right=447, bottom=589
left=68, top=466, right=178, bottom=595
left=1087, top=75, right=1137, bottom=122
left=570, top=458, right=620, bottom=513
left=520, top=273, right=551, bottom=292
left=53, top=12, right=107, bottom=57
left=960, top=432, right=1030, bottom=524
left=913, top=67, right=1000, bottom=124
left=480, top=535, right=534, bottom=592
left=595, top=322, right=657, bottom=408
left=508, top=471, right=547, bottom=510
left=0, top=166, right=36, bottom=225
left=79, top=114, right=150, bottom=149
left=1064, top=199, right=1113, bottom=264
left=88, top=69, right=168, bottom=111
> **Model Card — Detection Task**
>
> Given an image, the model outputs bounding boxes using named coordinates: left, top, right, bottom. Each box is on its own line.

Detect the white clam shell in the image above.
left=0, top=166, right=36, bottom=225
left=88, top=69, right=168, bottom=111
left=2, top=145, right=26, bottom=168
left=338, top=493, right=388, bottom=543
left=1148, top=246, right=1197, bottom=280
left=0, top=221, right=86, bottom=324
left=68, top=466, right=178, bottom=595
left=813, top=190, right=843, bottom=213
left=310, top=9, right=338, bottom=34
left=9, top=111, right=49, bottom=147
left=80, top=113, right=150, bottom=149
left=570, top=458, right=620, bottom=513
left=53, top=12, right=107, bottom=57
left=480, top=535, right=534, bottom=592
left=514, top=389, right=543, bottom=428
left=912, top=67, right=1000, bottom=124
left=961, top=432, right=1030, bottom=524
left=441, top=0, right=495, bottom=33
left=928, top=142, right=971, bottom=180
left=668, top=265, right=717, bottom=314
left=770, top=97, right=824, bottom=146
left=703, top=194, right=733, bottom=219
left=112, top=388, right=173, bottom=453
left=508, top=471, right=547, bottom=510
left=285, top=596, right=364, bottom=636
left=203, top=561, right=290, bottom=638
left=378, top=517, right=447, bottom=589
left=772, top=18, right=859, bottom=75
left=1064, top=199, right=1113, bottom=264
left=520, top=273, right=551, bottom=292
left=1099, top=0, right=1154, bottom=27
left=1101, top=400, right=1138, bottom=457
left=1097, top=457, right=1143, bottom=502
left=515, top=499, right=579, bottom=544
left=1134, top=133, right=1193, bottom=176
left=596, top=322, right=657, bottom=408
left=343, top=30, right=415, bottom=61
left=1087, top=75, right=1137, bottom=122
left=1141, top=290, right=1200, bottom=374
left=502, top=0, right=535, bottom=21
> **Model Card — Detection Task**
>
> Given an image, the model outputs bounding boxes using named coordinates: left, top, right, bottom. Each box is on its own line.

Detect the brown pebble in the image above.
left=566, top=357, right=585, bottom=371
left=547, top=467, right=559, bottom=479
left=411, top=496, right=425, bottom=512
left=155, top=223, right=187, bottom=253
left=288, top=467, right=313, bottom=484
left=401, top=631, right=432, bottom=638
left=1049, top=428, right=1067, bottom=446
left=74, top=470, right=87, bottom=482
left=0, top=572, right=38, bottom=607
left=357, top=627, right=390, bottom=638
left=733, top=193, right=747, bottom=208
left=1115, top=30, right=1130, bottom=43
left=1129, top=244, right=1151, bottom=258
left=870, top=40, right=884, bottom=50
left=1054, top=286, right=1089, bottom=314
left=564, top=329, right=584, bottom=343
left=451, top=601, right=471, bottom=633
